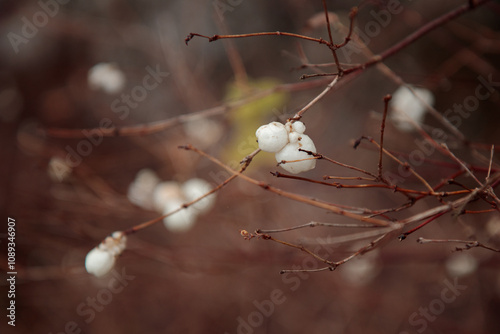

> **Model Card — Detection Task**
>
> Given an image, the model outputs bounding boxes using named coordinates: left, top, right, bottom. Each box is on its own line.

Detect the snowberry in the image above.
left=285, top=121, right=306, bottom=134
left=256, top=122, right=288, bottom=153
left=275, top=134, right=316, bottom=174
left=85, top=247, right=115, bottom=277
left=181, top=178, right=215, bottom=213
left=152, top=181, right=183, bottom=212
left=88, top=62, right=126, bottom=94
left=445, top=252, right=478, bottom=278
left=292, top=121, right=306, bottom=134
left=288, top=131, right=301, bottom=144
left=47, top=156, right=72, bottom=182
left=391, top=85, right=434, bottom=132
left=127, top=169, right=161, bottom=210
left=103, top=231, right=127, bottom=256
left=162, top=199, right=198, bottom=232
left=85, top=231, right=127, bottom=277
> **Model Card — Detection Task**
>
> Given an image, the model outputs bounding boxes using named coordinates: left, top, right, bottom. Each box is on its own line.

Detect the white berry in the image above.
left=275, top=134, right=316, bottom=174
left=162, top=199, right=198, bottom=232
left=256, top=122, right=288, bottom=153
left=152, top=181, right=183, bottom=212
left=391, top=85, right=434, bottom=132
left=85, top=247, right=116, bottom=277
left=285, top=121, right=306, bottom=134
left=88, top=62, right=126, bottom=94
left=127, top=169, right=161, bottom=210
left=181, top=178, right=215, bottom=213
left=288, top=131, right=301, bottom=143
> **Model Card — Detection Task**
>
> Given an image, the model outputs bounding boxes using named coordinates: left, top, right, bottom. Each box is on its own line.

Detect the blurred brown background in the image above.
left=1, top=1, right=500, bottom=333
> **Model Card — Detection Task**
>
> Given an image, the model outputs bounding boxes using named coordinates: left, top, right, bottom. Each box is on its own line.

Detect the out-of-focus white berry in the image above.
left=486, top=217, right=500, bottom=237
left=103, top=231, right=127, bottom=256
left=162, top=199, right=198, bottom=232
left=340, top=249, right=380, bottom=286
left=181, top=178, right=216, bottom=213
left=85, top=247, right=116, bottom=277
left=445, top=252, right=478, bottom=278
left=88, top=63, right=126, bottom=94
left=152, top=181, right=183, bottom=212
left=286, top=121, right=305, bottom=134
left=275, top=134, right=316, bottom=174
left=256, top=122, right=288, bottom=153
left=48, top=157, right=72, bottom=182
left=183, top=119, right=224, bottom=149
left=391, top=85, right=434, bottom=132
left=127, top=169, right=161, bottom=210
left=85, top=230, right=127, bottom=277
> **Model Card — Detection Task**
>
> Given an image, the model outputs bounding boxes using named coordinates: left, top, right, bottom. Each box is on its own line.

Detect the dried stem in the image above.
left=398, top=212, right=447, bottom=240
left=359, top=136, right=435, bottom=193
left=181, top=145, right=392, bottom=226
left=185, top=32, right=331, bottom=47
left=343, top=0, right=492, bottom=76
left=257, top=221, right=380, bottom=234
left=45, top=79, right=329, bottom=138
left=441, top=143, right=483, bottom=187
left=256, top=232, right=336, bottom=268
left=123, top=146, right=259, bottom=235
left=378, top=95, right=391, bottom=180
left=291, top=75, right=339, bottom=120
left=417, top=237, right=500, bottom=252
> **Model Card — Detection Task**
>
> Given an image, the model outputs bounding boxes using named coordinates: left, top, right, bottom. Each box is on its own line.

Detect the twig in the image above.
left=284, top=230, right=396, bottom=273
left=185, top=32, right=331, bottom=46
left=123, top=146, right=260, bottom=235
left=398, top=212, right=447, bottom=240
left=321, top=0, right=341, bottom=73
left=45, top=79, right=329, bottom=138
left=358, top=136, right=435, bottom=193
left=441, top=143, right=483, bottom=187
left=399, top=172, right=500, bottom=226
left=487, top=145, right=495, bottom=181
left=304, top=150, right=378, bottom=180
left=257, top=221, right=380, bottom=234
left=378, top=95, right=391, bottom=180
left=181, top=145, right=392, bottom=226
left=291, top=75, right=339, bottom=120
left=272, top=171, right=470, bottom=197
left=343, top=0, right=492, bottom=76
left=256, top=232, right=336, bottom=267
left=417, top=237, right=500, bottom=252
left=332, top=7, right=357, bottom=49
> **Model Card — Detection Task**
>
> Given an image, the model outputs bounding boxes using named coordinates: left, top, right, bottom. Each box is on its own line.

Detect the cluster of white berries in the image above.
left=88, top=62, right=126, bottom=94
left=391, top=85, right=434, bottom=132
left=127, top=169, right=216, bottom=232
left=256, top=120, right=316, bottom=174
left=85, top=231, right=127, bottom=277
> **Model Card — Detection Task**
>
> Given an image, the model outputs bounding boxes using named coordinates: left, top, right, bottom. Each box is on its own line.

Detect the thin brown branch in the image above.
left=181, top=145, right=392, bottom=226
left=256, top=232, right=336, bottom=267
left=272, top=171, right=470, bottom=197
left=45, top=79, right=329, bottom=138
left=185, top=31, right=331, bottom=46
left=291, top=75, right=339, bottom=120
left=359, top=136, right=435, bottom=192
left=417, top=237, right=500, bottom=252
left=441, top=143, right=483, bottom=187
left=343, top=0, right=492, bottom=76
left=398, top=212, right=447, bottom=240
left=333, top=7, right=358, bottom=49
left=257, top=221, right=380, bottom=234
left=123, top=147, right=260, bottom=235
left=378, top=95, right=391, bottom=180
